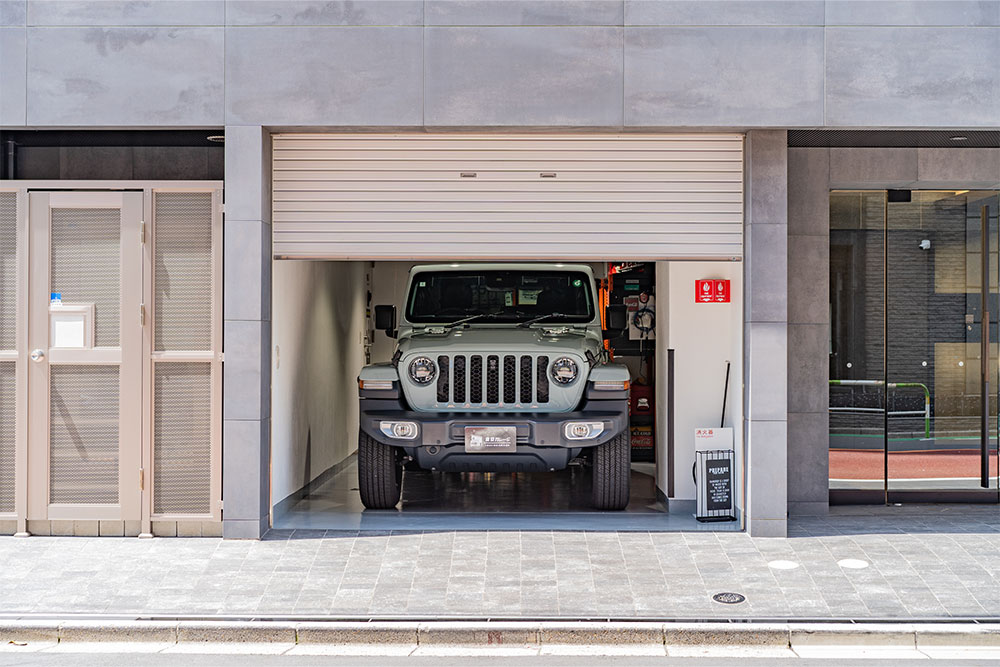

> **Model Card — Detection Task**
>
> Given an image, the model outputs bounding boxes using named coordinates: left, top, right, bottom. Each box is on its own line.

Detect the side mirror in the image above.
left=603, top=304, right=627, bottom=339
left=374, top=305, right=397, bottom=338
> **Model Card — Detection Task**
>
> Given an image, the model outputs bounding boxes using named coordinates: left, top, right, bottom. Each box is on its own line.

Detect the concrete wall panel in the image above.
left=788, top=148, right=830, bottom=237
left=625, top=27, right=824, bottom=126
left=786, top=412, right=829, bottom=511
left=25, top=26, right=223, bottom=125
left=26, top=0, right=224, bottom=26
left=828, top=148, right=918, bottom=188
left=0, top=0, right=25, bottom=25
left=426, top=0, right=624, bottom=26
left=424, top=27, right=623, bottom=126
left=626, top=0, right=824, bottom=26
left=825, top=0, right=1000, bottom=26
left=788, top=323, right=829, bottom=414
left=224, top=220, right=271, bottom=322
left=0, top=26, right=26, bottom=124
left=223, top=320, right=270, bottom=421
left=826, top=27, right=1000, bottom=126
left=917, top=148, right=1000, bottom=188
left=225, top=26, right=422, bottom=126
left=787, top=235, right=829, bottom=326
left=225, top=0, right=422, bottom=26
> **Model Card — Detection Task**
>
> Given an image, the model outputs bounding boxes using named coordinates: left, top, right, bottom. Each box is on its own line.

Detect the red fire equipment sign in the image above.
left=695, top=279, right=731, bottom=303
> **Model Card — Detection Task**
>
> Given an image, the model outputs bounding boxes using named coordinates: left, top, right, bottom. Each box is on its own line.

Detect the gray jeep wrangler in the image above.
left=357, top=263, right=632, bottom=510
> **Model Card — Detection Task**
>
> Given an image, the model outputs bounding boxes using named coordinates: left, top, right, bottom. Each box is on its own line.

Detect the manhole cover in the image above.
left=712, top=592, right=746, bottom=604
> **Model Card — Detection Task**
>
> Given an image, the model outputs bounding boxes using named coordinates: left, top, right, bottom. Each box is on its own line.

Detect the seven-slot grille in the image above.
left=437, top=354, right=549, bottom=406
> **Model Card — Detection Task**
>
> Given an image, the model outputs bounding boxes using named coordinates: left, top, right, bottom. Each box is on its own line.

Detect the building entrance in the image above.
left=830, top=190, right=1000, bottom=502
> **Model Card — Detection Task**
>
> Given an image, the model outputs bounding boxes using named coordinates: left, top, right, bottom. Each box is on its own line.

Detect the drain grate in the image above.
left=712, top=592, right=746, bottom=604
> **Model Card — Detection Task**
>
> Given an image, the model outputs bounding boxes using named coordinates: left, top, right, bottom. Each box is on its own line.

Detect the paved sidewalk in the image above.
left=0, top=505, right=996, bottom=620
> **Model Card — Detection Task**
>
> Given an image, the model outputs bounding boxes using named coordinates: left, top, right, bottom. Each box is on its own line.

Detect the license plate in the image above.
left=464, top=426, right=517, bottom=453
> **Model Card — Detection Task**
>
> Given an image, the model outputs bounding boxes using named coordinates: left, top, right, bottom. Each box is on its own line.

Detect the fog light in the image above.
left=379, top=421, right=419, bottom=440
left=564, top=421, right=605, bottom=440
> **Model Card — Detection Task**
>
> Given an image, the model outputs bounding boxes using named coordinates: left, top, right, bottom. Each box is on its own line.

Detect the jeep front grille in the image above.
left=436, top=354, right=550, bottom=407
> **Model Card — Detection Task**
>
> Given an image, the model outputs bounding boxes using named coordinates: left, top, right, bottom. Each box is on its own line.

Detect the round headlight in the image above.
left=550, top=357, right=579, bottom=385
left=408, top=357, right=437, bottom=384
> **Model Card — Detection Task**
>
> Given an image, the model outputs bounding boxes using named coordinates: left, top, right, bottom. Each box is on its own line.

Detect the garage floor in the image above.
left=273, top=456, right=740, bottom=532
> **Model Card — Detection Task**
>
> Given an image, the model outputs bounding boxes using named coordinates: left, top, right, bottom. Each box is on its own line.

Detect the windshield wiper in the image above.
left=443, top=311, right=504, bottom=329
left=517, top=312, right=572, bottom=328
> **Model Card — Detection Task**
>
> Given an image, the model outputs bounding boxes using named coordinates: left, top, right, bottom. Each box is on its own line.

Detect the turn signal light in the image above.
left=591, top=380, right=629, bottom=391
left=360, top=379, right=394, bottom=390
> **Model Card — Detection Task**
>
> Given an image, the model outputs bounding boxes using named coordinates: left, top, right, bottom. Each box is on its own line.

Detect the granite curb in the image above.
left=2, top=620, right=1000, bottom=650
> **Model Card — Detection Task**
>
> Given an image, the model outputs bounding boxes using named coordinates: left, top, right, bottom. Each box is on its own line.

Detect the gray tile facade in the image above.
left=625, top=26, right=824, bottom=127
left=223, top=126, right=273, bottom=540
left=25, top=26, right=224, bottom=125
left=225, top=1, right=422, bottom=26
left=225, top=26, right=423, bottom=126
left=1, top=1, right=998, bottom=128
left=744, top=131, right=789, bottom=537
left=825, top=27, right=1000, bottom=127
left=424, top=26, right=623, bottom=126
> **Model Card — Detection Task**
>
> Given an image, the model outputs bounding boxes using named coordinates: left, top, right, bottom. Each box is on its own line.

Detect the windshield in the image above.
left=406, top=270, right=595, bottom=324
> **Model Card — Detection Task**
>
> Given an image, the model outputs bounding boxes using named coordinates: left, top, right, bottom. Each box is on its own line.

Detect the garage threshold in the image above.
left=272, top=456, right=741, bottom=533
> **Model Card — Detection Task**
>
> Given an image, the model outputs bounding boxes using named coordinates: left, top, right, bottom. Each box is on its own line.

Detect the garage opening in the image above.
left=270, top=259, right=743, bottom=531
left=267, top=133, right=745, bottom=531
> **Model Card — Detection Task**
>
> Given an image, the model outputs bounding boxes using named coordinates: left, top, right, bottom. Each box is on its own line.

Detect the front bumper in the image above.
left=360, top=403, right=628, bottom=450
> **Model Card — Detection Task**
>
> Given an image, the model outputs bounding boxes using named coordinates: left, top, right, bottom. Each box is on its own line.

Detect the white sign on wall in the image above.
left=694, top=427, right=733, bottom=452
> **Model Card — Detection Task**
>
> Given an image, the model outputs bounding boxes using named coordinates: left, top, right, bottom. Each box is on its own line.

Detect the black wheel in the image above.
left=590, top=431, right=631, bottom=510
left=357, top=430, right=403, bottom=509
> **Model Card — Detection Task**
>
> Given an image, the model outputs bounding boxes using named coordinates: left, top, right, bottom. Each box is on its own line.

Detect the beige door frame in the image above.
left=27, top=191, right=144, bottom=522
left=141, top=187, right=224, bottom=532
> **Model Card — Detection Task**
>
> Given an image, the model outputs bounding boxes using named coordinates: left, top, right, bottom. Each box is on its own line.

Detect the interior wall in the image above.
left=656, top=261, right=744, bottom=502
left=271, top=260, right=368, bottom=510
left=370, top=261, right=416, bottom=363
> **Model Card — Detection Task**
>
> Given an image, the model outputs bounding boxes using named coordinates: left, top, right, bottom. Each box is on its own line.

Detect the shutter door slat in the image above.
left=272, top=134, right=744, bottom=261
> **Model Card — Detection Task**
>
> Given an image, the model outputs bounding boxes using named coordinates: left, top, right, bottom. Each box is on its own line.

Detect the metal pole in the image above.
left=882, top=192, right=889, bottom=504
left=983, top=204, right=991, bottom=489
left=720, top=360, right=731, bottom=428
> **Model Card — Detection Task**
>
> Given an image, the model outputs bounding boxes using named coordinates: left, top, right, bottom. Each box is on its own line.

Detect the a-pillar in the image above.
left=222, top=126, right=272, bottom=539
left=743, top=130, right=789, bottom=537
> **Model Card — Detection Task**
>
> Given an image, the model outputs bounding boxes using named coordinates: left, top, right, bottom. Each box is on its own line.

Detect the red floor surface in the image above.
left=830, top=449, right=999, bottom=479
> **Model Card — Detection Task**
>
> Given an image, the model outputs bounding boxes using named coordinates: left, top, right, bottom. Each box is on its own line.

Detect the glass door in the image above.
left=885, top=191, right=999, bottom=497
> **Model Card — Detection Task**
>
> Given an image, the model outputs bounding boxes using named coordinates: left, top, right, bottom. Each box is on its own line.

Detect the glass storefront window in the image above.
left=829, top=190, right=1000, bottom=500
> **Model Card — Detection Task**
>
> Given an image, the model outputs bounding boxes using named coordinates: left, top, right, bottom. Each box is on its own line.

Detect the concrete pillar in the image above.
left=787, top=148, right=831, bottom=516
left=222, top=126, right=272, bottom=539
left=743, top=130, right=788, bottom=537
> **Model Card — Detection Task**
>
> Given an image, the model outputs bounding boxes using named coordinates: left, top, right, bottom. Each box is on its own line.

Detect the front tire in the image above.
left=358, top=430, right=403, bottom=509
left=590, top=431, right=631, bottom=510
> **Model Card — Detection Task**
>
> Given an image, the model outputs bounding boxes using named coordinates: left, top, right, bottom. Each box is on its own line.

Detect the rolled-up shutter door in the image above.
left=272, top=134, right=743, bottom=261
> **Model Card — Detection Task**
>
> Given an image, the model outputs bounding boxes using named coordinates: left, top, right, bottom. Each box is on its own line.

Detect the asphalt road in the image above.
left=1, top=654, right=997, bottom=667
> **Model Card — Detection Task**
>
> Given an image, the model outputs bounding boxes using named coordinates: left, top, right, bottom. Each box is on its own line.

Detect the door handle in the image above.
left=30, top=349, right=45, bottom=363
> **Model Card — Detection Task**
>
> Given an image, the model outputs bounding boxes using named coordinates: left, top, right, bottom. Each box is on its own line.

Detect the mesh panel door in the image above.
left=50, top=208, right=120, bottom=347
left=154, top=193, right=213, bottom=352
left=0, top=363, right=14, bottom=513
left=152, top=191, right=217, bottom=517
left=0, top=192, right=16, bottom=351
left=154, top=364, right=211, bottom=514
left=0, top=193, right=16, bottom=514
left=49, top=366, right=120, bottom=504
